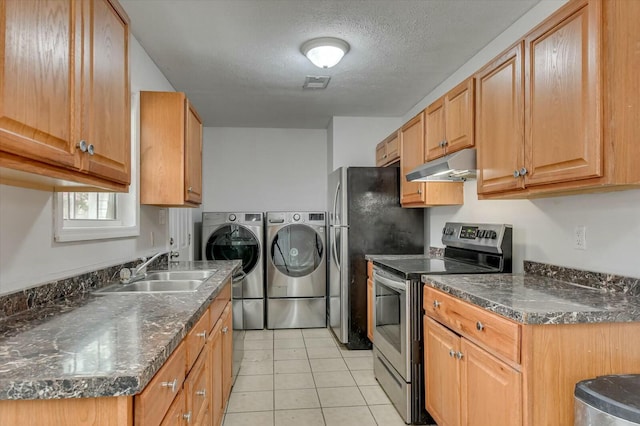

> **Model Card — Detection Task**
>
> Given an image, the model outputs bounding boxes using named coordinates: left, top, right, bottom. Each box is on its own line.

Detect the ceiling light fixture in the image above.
left=301, top=37, right=350, bottom=69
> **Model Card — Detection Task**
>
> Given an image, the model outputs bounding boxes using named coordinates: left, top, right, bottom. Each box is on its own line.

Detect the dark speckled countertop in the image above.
left=0, top=260, right=240, bottom=400
left=422, top=274, right=640, bottom=325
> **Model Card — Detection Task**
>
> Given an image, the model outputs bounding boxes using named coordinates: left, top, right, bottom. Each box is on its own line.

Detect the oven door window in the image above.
left=375, top=281, right=402, bottom=354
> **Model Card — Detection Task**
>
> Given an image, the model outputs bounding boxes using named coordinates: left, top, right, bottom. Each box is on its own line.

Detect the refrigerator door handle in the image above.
left=332, top=181, right=340, bottom=225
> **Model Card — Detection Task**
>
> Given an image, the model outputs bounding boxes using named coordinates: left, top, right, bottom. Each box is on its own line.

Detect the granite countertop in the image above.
left=0, top=260, right=240, bottom=400
left=423, top=274, right=640, bottom=325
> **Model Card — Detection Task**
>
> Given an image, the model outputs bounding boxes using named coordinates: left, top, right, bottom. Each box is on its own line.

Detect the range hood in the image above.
left=406, top=148, right=477, bottom=182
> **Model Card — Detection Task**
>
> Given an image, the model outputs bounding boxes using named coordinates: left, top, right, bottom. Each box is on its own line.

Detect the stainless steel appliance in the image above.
left=372, top=222, right=513, bottom=424
left=266, top=211, right=327, bottom=329
left=575, top=375, right=640, bottom=426
left=202, top=212, right=265, bottom=330
left=328, top=167, right=424, bottom=349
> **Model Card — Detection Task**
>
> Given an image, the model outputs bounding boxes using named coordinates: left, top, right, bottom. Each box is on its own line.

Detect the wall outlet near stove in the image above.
left=574, top=225, right=587, bottom=250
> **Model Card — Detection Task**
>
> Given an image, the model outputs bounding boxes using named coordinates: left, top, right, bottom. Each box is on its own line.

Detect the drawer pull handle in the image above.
left=77, top=140, right=88, bottom=152
left=183, top=411, right=192, bottom=423
left=196, top=331, right=207, bottom=339
left=222, top=326, right=229, bottom=334
left=196, top=389, right=206, bottom=397
left=456, top=351, right=464, bottom=360
left=161, top=378, right=178, bottom=393
left=476, top=321, right=485, bottom=331
left=433, top=300, right=440, bottom=309
left=449, top=349, right=456, bottom=357
left=87, top=143, right=95, bottom=156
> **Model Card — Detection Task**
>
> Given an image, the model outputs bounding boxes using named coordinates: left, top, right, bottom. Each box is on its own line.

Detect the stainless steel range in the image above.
left=372, top=222, right=512, bottom=424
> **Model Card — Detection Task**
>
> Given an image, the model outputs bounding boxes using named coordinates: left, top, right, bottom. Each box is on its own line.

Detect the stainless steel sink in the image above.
left=94, top=269, right=216, bottom=295
left=95, top=280, right=204, bottom=294
left=145, top=270, right=215, bottom=281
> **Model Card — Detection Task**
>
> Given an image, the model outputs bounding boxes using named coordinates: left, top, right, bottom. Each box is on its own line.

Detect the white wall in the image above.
left=202, top=127, right=327, bottom=212
left=0, top=37, right=175, bottom=295
left=404, top=0, right=640, bottom=278
left=328, top=116, right=402, bottom=173
left=429, top=183, right=640, bottom=278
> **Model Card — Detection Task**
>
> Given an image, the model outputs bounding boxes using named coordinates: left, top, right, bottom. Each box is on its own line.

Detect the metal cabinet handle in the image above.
left=222, top=326, right=229, bottom=334
left=449, top=349, right=456, bottom=357
left=196, top=389, right=206, bottom=397
left=77, top=140, right=88, bottom=152
left=513, top=170, right=520, bottom=178
left=196, top=331, right=206, bottom=339
left=417, top=188, right=422, bottom=195
left=187, top=186, right=193, bottom=192
left=443, top=139, right=448, bottom=147
left=476, top=321, right=484, bottom=331
left=433, top=300, right=440, bottom=308
left=456, top=351, right=464, bottom=360
left=161, top=378, right=178, bottom=393
left=87, top=144, right=95, bottom=156
left=183, top=411, right=192, bottom=423
left=519, top=167, right=528, bottom=176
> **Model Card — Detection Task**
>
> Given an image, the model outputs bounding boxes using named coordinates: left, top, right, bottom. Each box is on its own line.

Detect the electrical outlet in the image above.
left=574, top=226, right=587, bottom=250
left=158, top=210, right=166, bottom=225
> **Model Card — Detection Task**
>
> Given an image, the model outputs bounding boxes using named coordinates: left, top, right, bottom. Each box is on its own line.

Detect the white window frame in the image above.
left=53, top=93, right=141, bottom=242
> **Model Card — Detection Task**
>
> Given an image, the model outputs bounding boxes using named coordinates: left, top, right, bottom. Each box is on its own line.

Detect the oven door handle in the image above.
left=374, top=272, right=406, bottom=293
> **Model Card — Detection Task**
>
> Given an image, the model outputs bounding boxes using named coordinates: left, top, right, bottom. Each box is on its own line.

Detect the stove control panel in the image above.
left=442, top=222, right=512, bottom=254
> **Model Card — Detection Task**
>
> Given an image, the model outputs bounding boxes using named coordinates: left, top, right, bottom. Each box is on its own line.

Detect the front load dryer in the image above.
left=266, top=211, right=326, bottom=329
left=202, top=212, right=264, bottom=330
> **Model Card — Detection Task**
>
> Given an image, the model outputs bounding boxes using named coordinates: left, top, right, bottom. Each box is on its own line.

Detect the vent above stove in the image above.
left=303, top=75, right=331, bottom=90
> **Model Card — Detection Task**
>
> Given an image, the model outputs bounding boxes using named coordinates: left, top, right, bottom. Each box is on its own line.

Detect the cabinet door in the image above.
left=81, top=0, right=130, bottom=184
left=221, top=303, right=233, bottom=404
left=524, top=0, right=602, bottom=187
left=400, top=113, right=425, bottom=204
left=445, top=77, right=475, bottom=155
left=0, top=0, right=80, bottom=169
left=375, top=141, right=387, bottom=166
left=476, top=43, right=525, bottom=194
left=424, top=317, right=461, bottom=426
left=385, top=134, right=399, bottom=162
left=160, top=391, right=186, bottom=426
left=184, top=101, right=202, bottom=204
left=185, top=348, right=209, bottom=425
left=425, top=98, right=446, bottom=161
left=209, top=319, right=223, bottom=426
left=460, top=339, right=522, bottom=426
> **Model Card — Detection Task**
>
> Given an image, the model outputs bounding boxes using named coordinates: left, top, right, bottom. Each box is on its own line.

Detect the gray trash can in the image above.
left=575, top=375, right=640, bottom=425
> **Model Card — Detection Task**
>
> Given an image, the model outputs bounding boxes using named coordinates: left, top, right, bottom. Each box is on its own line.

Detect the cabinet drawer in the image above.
left=186, top=309, right=210, bottom=371
left=135, top=341, right=186, bottom=426
left=209, top=279, right=231, bottom=331
left=185, top=347, right=209, bottom=424
left=424, top=286, right=521, bottom=364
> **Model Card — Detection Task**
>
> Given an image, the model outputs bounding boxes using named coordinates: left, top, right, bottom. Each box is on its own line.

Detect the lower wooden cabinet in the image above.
left=423, top=284, right=640, bottom=425
left=0, top=278, right=233, bottom=426
left=221, top=303, right=233, bottom=404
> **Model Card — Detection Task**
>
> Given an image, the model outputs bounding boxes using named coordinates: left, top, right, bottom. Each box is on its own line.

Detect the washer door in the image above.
left=271, top=224, right=323, bottom=278
left=204, top=225, right=260, bottom=275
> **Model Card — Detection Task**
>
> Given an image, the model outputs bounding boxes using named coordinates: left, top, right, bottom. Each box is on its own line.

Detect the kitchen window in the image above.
left=53, top=94, right=141, bottom=242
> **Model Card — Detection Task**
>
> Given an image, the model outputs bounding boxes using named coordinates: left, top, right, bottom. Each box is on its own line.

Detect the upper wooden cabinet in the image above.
left=0, top=0, right=130, bottom=192
left=375, top=130, right=400, bottom=166
left=400, top=112, right=464, bottom=207
left=140, top=91, right=203, bottom=207
left=425, top=77, right=475, bottom=162
left=477, top=0, right=640, bottom=198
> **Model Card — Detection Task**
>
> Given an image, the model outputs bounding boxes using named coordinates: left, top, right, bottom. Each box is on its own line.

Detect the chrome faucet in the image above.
left=120, top=252, right=164, bottom=284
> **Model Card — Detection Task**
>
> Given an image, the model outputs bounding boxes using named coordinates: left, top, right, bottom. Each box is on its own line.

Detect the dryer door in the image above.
left=204, top=224, right=261, bottom=298
left=268, top=224, right=325, bottom=297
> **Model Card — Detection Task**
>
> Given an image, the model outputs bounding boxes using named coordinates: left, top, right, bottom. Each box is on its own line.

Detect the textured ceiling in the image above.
left=121, top=0, right=540, bottom=129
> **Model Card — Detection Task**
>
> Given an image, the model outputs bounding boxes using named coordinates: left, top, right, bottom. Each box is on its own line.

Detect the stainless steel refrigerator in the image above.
left=328, top=167, right=424, bottom=349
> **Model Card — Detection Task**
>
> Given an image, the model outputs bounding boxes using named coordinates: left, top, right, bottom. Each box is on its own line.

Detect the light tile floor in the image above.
left=222, top=328, right=408, bottom=426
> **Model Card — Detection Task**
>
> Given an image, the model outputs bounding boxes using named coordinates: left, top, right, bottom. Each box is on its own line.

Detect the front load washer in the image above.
left=266, top=211, right=326, bottom=329
left=202, top=212, right=264, bottom=330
